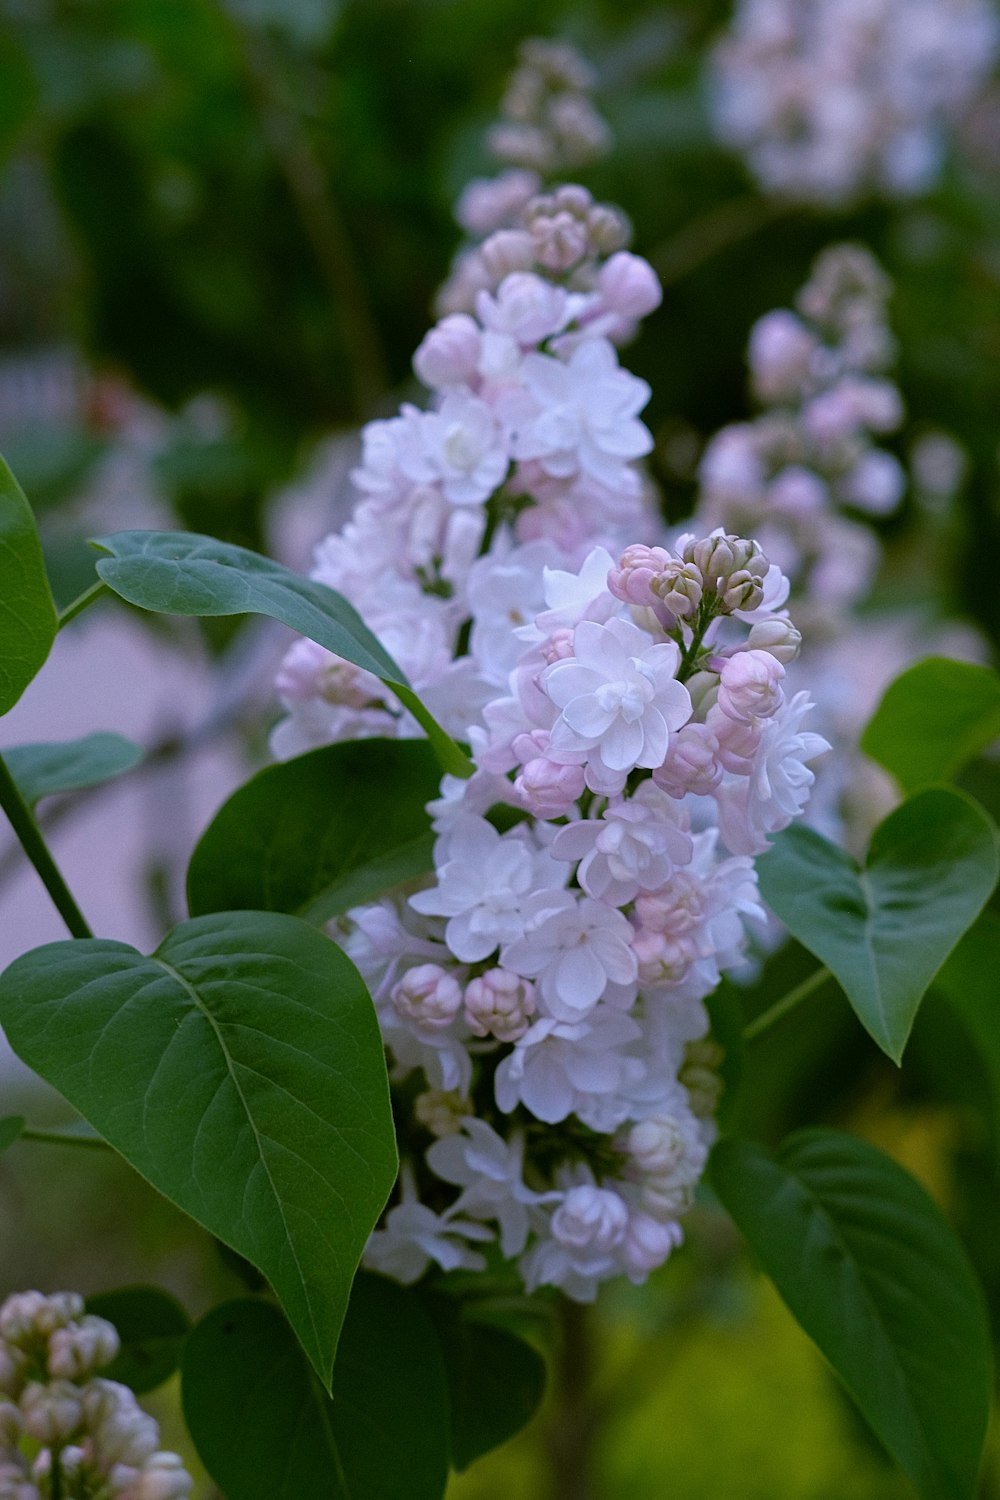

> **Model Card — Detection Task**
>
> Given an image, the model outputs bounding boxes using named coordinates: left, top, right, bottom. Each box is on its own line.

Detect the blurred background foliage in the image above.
left=1, top=1, right=1000, bottom=1496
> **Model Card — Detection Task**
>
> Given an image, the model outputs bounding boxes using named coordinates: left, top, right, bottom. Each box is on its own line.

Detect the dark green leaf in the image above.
left=424, top=1297, right=546, bottom=1471
left=4, top=732, right=143, bottom=808
left=0, top=1116, right=24, bottom=1153
left=0, top=453, right=58, bottom=716
left=182, top=1277, right=450, bottom=1500
left=861, top=657, right=1000, bottom=793
left=187, top=740, right=439, bottom=923
left=934, top=912, right=1000, bottom=1145
left=757, top=788, right=998, bottom=1062
left=86, top=1286, right=190, bottom=1394
left=0, top=911, right=396, bottom=1389
left=712, top=1130, right=992, bottom=1500
left=91, top=530, right=471, bottom=777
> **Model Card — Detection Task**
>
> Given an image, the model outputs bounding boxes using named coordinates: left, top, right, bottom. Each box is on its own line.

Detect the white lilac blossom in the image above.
left=0, top=1292, right=193, bottom=1500
left=709, top=0, right=1000, bottom=204
left=272, top=46, right=828, bottom=1304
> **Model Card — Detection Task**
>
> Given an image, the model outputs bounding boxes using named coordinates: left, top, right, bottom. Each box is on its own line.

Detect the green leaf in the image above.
left=757, top=788, right=998, bottom=1062
left=187, top=740, right=439, bottom=924
left=4, top=732, right=143, bottom=808
left=861, top=657, right=1000, bottom=793
left=423, top=1297, right=546, bottom=1471
left=0, top=911, right=396, bottom=1389
left=182, top=1278, right=450, bottom=1500
left=711, top=1130, right=992, bottom=1500
left=934, top=912, right=1000, bottom=1144
left=86, top=1286, right=190, bottom=1394
left=0, top=453, right=58, bottom=716
left=91, top=529, right=471, bottom=777
left=0, top=1116, right=24, bottom=1153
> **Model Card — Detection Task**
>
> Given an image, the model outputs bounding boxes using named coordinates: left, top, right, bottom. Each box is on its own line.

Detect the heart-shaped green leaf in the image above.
left=0, top=911, right=396, bottom=1388
left=757, top=788, right=998, bottom=1062
left=182, top=1278, right=450, bottom=1500
left=91, top=529, right=471, bottom=777
left=86, top=1286, right=190, bottom=1394
left=4, top=732, right=143, bottom=808
left=861, top=657, right=1000, bottom=793
left=0, top=453, right=57, bottom=716
left=187, top=740, right=439, bottom=924
left=712, top=1130, right=992, bottom=1500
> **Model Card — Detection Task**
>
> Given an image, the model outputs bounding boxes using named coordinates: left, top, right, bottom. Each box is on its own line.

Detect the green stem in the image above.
left=57, top=580, right=108, bottom=630
left=20, top=1127, right=109, bottom=1150
left=51, top=1447, right=62, bottom=1500
left=0, top=752, right=92, bottom=939
left=650, top=195, right=795, bottom=288
left=676, top=601, right=718, bottom=682
left=743, top=966, right=831, bottom=1042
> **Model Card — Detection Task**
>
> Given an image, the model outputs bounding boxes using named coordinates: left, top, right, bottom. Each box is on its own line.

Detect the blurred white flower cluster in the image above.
left=709, top=0, right=1000, bottom=203
left=0, top=1292, right=192, bottom=1500
left=272, top=42, right=829, bottom=1302
left=696, top=243, right=904, bottom=631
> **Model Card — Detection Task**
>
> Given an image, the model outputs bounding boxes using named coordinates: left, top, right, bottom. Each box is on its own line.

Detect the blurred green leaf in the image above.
left=712, top=1130, right=993, bottom=1500
left=934, top=912, right=1000, bottom=1145
left=4, top=733, right=142, bottom=809
left=861, top=658, right=1000, bottom=793
left=86, top=1286, right=190, bottom=1395
left=757, top=789, right=999, bottom=1062
left=0, top=1117, right=25, bottom=1154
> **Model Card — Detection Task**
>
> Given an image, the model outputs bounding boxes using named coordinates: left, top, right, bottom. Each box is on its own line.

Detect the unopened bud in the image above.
left=391, top=965, right=463, bottom=1032
left=48, top=1316, right=120, bottom=1380
left=514, top=758, right=585, bottom=817
left=745, top=616, right=802, bottom=663
left=717, top=650, right=784, bottom=723
left=529, top=211, right=589, bottom=272
left=479, top=229, right=535, bottom=282
left=21, top=1380, right=82, bottom=1444
left=464, top=969, right=537, bottom=1042
left=133, top=1454, right=194, bottom=1499
left=653, top=723, right=721, bottom=798
left=627, top=1117, right=688, bottom=1177
left=586, top=204, right=631, bottom=256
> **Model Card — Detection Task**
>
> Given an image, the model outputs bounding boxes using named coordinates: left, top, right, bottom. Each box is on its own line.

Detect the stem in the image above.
left=57, top=580, right=108, bottom=630
left=743, top=966, right=831, bottom=1042
left=51, top=1448, right=62, bottom=1500
left=650, top=195, right=794, bottom=288
left=546, top=1300, right=599, bottom=1500
left=226, top=16, right=388, bottom=414
left=676, top=601, right=718, bottom=682
left=0, top=752, right=92, bottom=939
left=20, top=1128, right=109, bottom=1150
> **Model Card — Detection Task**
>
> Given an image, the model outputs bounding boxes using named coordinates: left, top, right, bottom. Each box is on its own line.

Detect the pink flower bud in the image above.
left=464, top=969, right=537, bottom=1041
left=748, top=309, right=816, bottom=402
left=391, top=965, right=463, bottom=1032
left=132, top=1454, right=194, bottom=1499
left=413, top=314, right=482, bottom=389
left=745, top=617, right=802, bottom=664
left=514, top=758, right=586, bottom=817
left=717, top=650, right=785, bottom=724
left=653, top=723, right=721, bottom=797
left=455, top=169, right=540, bottom=236
left=607, top=544, right=673, bottom=607
left=626, top=1116, right=688, bottom=1177
left=21, top=1381, right=82, bottom=1444
left=480, top=229, right=535, bottom=281
left=619, top=1211, right=683, bottom=1278
left=529, top=210, right=589, bottom=272
left=598, top=252, right=662, bottom=320
left=708, top=706, right=763, bottom=774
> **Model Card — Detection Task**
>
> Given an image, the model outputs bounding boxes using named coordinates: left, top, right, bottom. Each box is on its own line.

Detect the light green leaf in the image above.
left=4, top=732, right=143, bottom=808
left=757, top=788, right=998, bottom=1062
left=861, top=657, right=1000, bottom=793
left=86, top=1286, right=190, bottom=1395
left=187, top=739, right=439, bottom=924
left=0, top=453, right=58, bottom=716
left=91, top=529, right=471, bottom=777
left=182, top=1278, right=450, bottom=1500
left=712, top=1130, right=992, bottom=1500
left=0, top=911, right=396, bottom=1388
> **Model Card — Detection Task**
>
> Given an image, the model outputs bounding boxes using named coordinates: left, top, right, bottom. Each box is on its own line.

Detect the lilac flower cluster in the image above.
left=695, top=243, right=905, bottom=630
left=0, top=1292, right=192, bottom=1500
left=271, top=41, right=828, bottom=1302
left=709, top=0, right=999, bottom=204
